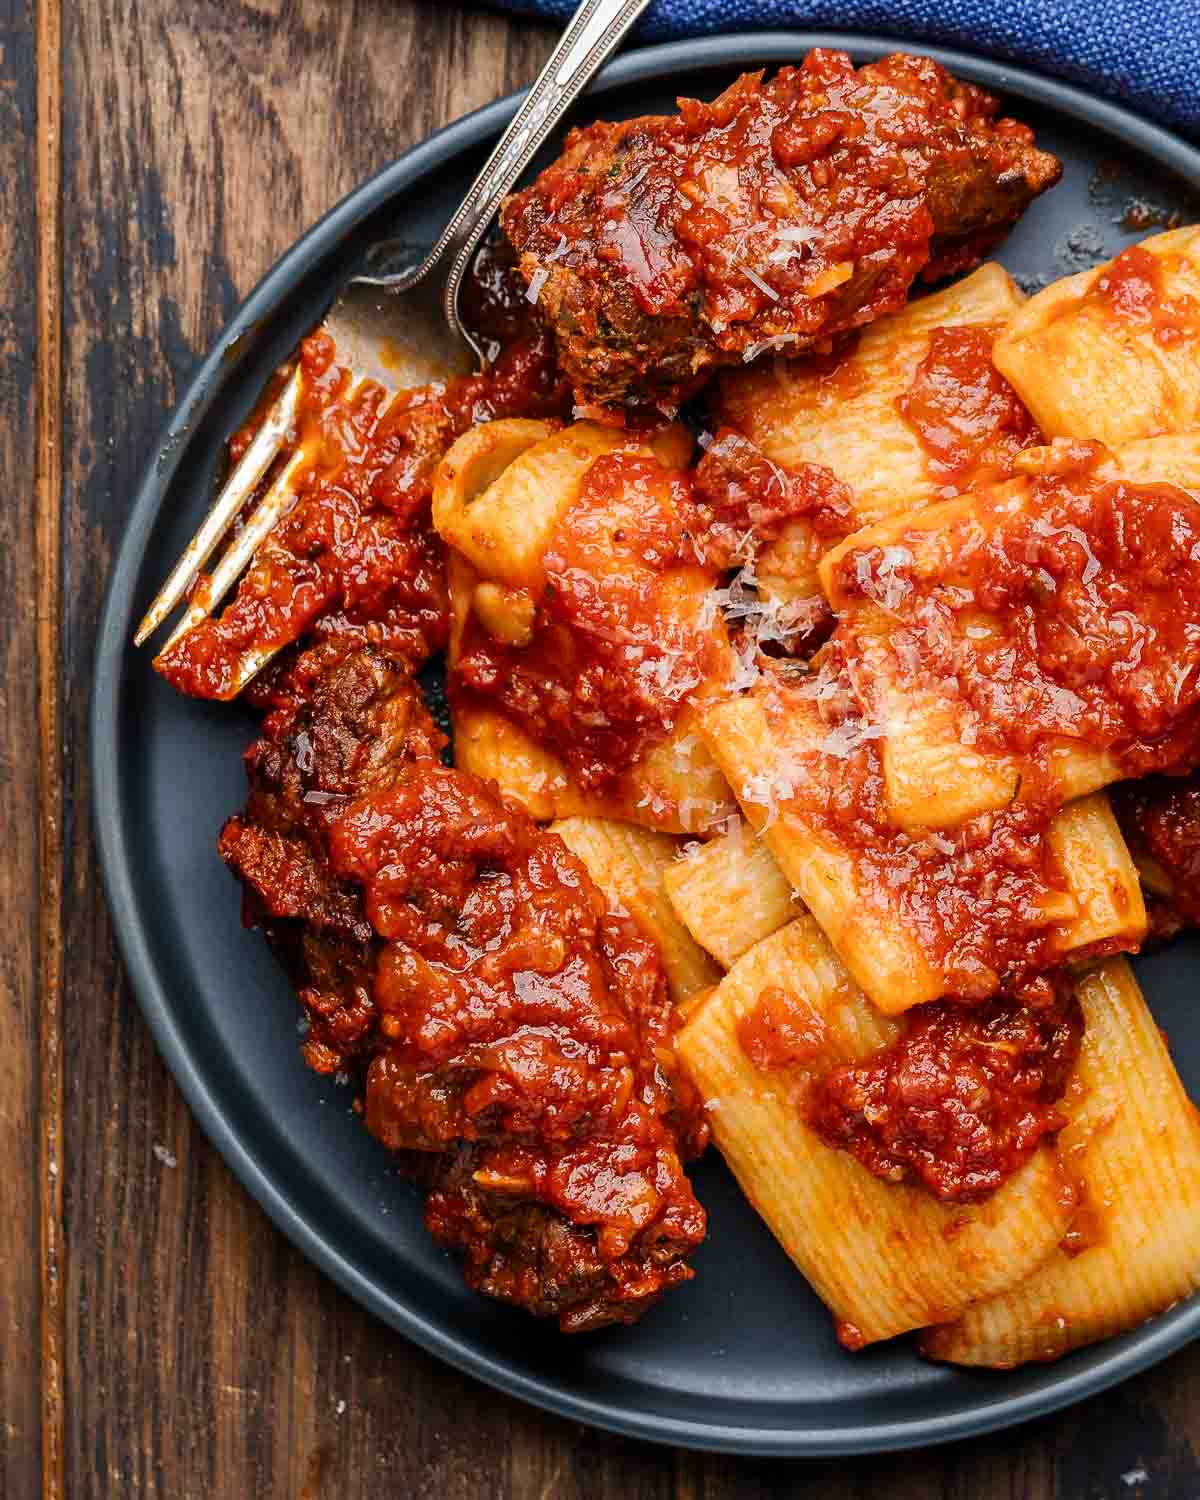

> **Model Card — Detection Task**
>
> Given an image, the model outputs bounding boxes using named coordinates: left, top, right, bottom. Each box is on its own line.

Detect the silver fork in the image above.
left=135, top=0, right=652, bottom=683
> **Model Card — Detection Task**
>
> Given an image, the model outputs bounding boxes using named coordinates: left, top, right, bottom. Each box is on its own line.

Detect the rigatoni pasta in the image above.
left=429, top=218, right=1200, bottom=1365
left=550, top=816, right=723, bottom=1002
left=439, top=442, right=738, bottom=834
left=663, top=820, right=797, bottom=969
left=452, top=693, right=737, bottom=833
left=677, top=917, right=1074, bottom=1346
left=713, top=263, right=1031, bottom=608
left=433, top=419, right=695, bottom=588
left=699, top=686, right=1147, bottom=1014
left=717, top=262, right=1029, bottom=523
left=994, top=226, right=1200, bottom=445
left=818, top=435, right=1200, bottom=831
left=922, top=959, right=1200, bottom=1365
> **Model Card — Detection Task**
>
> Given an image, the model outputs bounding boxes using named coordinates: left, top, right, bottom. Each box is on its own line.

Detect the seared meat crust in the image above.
left=500, top=50, right=1061, bottom=410
left=219, top=642, right=441, bottom=1070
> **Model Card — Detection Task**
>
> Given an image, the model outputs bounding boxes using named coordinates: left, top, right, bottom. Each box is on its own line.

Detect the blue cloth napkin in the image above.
left=487, top=0, right=1199, bottom=139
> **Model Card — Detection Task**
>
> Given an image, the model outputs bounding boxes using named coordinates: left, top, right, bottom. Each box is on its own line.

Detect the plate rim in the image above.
left=91, top=29, right=1200, bottom=1457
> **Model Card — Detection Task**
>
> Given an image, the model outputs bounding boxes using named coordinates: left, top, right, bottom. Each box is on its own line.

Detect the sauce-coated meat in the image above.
left=501, top=50, right=1060, bottom=410
left=218, top=643, right=442, bottom=1071
left=219, top=646, right=707, bottom=1328
left=333, top=759, right=708, bottom=1329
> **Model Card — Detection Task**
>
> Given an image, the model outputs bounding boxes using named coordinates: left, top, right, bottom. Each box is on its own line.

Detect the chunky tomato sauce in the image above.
left=1115, top=774, right=1200, bottom=929
left=807, top=995, right=1082, bottom=1201
left=454, top=450, right=720, bottom=787
left=323, top=762, right=707, bottom=1310
left=757, top=664, right=1087, bottom=1006
left=896, top=325, right=1042, bottom=492
left=156, top=248, right=571, bottom=699
left=691, top=428, right=854, bottom=568
left=830, top=449, right=1200, bottom=780
left=736, top=985, right=829, bottom=1070
left=1086, top=244, right=1200, bottom=349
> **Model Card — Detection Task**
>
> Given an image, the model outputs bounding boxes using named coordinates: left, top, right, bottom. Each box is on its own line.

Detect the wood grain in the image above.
left=2, top=1, right=45, bottom=1495
left=35, top=0, right=65, bottom=1490
left=25, top=1, right=1200, bottom=1495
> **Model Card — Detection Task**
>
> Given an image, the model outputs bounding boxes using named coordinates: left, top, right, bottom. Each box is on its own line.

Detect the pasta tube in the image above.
left=820, top=434, right=1200, bottom=832
left=699, top=691, right=1145, bottom=1014
left=922, top=958, right=1200, bottom=1365
left=994, top=227, right=1200, bottom=446
left=717, top=262, right=1028, bottom=525
left=677, top=917, right=1073, bottom=1346
left=550, top=816, right=723, bottom=1003
left=663, top=819, right=797, bottom=969
left=433, top=420, right=625, bottom=590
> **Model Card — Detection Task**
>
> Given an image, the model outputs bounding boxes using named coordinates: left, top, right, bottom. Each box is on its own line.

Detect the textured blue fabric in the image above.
left=487, top=0, right=1199, bottom=138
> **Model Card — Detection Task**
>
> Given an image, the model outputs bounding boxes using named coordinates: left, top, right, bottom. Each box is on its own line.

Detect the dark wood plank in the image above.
left=1, top=0, right=51, bottom=1496
left=49, top=2, right=1200, bottom=1496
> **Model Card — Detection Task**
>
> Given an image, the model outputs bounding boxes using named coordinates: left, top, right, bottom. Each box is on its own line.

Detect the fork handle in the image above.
left=426, top=0, right=654, bottom=351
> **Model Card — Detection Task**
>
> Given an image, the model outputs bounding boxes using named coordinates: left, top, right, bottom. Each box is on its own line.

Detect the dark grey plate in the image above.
left=91, top=32, right=1200, bottom=1456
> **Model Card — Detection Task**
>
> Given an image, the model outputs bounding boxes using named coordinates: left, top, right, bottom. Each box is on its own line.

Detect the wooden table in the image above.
left=7, top=1, right=1200, bottom=1493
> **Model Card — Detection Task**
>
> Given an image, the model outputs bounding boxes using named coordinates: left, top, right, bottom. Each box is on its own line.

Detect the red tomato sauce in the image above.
left=896, top=324, right=1042, bottom=493
left=453, top=450, right=719, bottom=788
left=691, top=428, right=854, bottom=569
left=1115, top=774, right=1200, bottom=928
left=1087, top=244, right=1200, bottom=349
left=807, top=994, right=1082, bottom=1202
left=829, top=450, right=1200, bottom=780
left=736, top=985, right=829, bottom=1070
left=324, top=762, right=708, bottom=1267
left=156, top=248, right=571, bottom=699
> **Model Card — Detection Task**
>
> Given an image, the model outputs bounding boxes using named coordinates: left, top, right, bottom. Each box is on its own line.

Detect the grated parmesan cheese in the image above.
left=813, top=719, right=886, bottom=759
left=705, top=811, right=744, bottom=840
left=738, top=262, right=780, bottom=302
left=525, top=266, right=550, bottom=304
left=740, top=764, right=803, bottom=828
left=854, top=546, right=913, bottom=615
left=742, top=333, right=800, bottom=362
